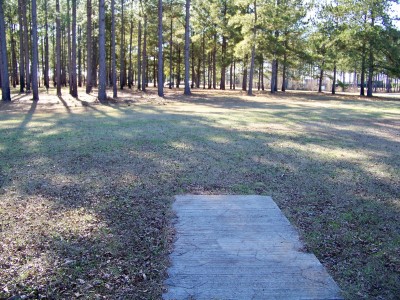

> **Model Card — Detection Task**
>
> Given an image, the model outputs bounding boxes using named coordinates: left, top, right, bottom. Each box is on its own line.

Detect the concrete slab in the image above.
left=163, top=195, right=343, bottom=300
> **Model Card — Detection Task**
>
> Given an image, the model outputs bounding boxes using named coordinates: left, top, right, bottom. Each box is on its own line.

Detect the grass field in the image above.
left=0, top=87, right=399, bottom=299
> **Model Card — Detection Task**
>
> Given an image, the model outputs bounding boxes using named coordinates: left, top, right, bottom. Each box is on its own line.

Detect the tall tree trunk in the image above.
left=158, top=0, right=164, bottom=96
left=332, top=62, right=336, bottom=94
left=261, top=57, right=264, bottom=90
left=202, top=33, right=206, bottom=89
left=230, top=62, right=233, bottom=89
left=169, top=13, right=173, bottom=89
left=184, top=0, right=191, bottom=95
left=142, top=15, right=147, bottom=91
left=233, top=60, right=236, bottom=90
left=207, top=52, right=211, bottom=89
left=92, top=34, right=97, bottom=87
left=44, top=0, right=49, bottom=90
left=242, top=56, right=248, bottom=91
left=78, top=26, right=82, bottom=87
left=18, top=0, right=25, bottom=92
left=318, top=61, right=324, bottom=93
left=281, top=40, right=287, bottom=92
left=212, top=34, right=216, bottom=89
left=137, top=20, right=142, bottom=89
left=367, top=17, right=374, bottom=97
left=177, top=45, right=181, bottom=88
left=67, top=0, right=71, bottom=93
left=10, top=24, right=18, bottom=88
left=247, top=0, right=257, bottom=96
left=111, top=0, right=117, bottom=97
left=70, top=0, right=77, bottom=97
left=56, top=0, right=61, bottom=96
left=128, top=19, right=133, bottom=88
left=120, top=0, right=125, bottom=89
left=86, top=0, right=93, bottom=93
left=191, top=39, right=195, bottom=88
left=0, top=0, right=10, bottom=101
left=23, top=0, right=30, bottom=91
left=31, top=0, right=39, bottom=100
left=98, top=0, right=107, bottom=101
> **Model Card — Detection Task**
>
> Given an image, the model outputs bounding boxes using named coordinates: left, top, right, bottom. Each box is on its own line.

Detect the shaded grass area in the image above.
left=0, top=89, right=399, bottom=299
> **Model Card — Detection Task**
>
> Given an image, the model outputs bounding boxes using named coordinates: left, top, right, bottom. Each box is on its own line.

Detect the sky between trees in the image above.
left=0, top=0, right=399, bottom=102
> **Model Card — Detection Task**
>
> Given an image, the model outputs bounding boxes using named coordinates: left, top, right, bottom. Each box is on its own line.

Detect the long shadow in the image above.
left=0, top=98, right=399, bottom=299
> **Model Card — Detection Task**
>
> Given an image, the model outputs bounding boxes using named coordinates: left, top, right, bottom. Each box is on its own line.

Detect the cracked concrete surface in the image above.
left=163, top=195, right=343, bottom=300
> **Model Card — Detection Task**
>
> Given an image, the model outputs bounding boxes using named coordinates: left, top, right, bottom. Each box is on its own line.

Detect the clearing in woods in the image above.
left=0, top=87, right=399, bottom=299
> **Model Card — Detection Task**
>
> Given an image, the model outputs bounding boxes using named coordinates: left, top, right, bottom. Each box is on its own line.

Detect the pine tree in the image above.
left=0, top=0, right=11, bottom=101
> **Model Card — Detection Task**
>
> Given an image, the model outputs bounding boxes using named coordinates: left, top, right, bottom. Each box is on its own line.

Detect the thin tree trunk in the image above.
left=31, top=0, right=39, bottom=100
left=67, top=0, right=71, bottom=93
left=120, top=0, right=125, bottom=89
left=70, top=0, right=77, bottom=97
left=0, top=0, right=11, bottom=101
left=318, top=61, right=324, bottom=93
left=248, top=0, right=257, bottom=95
left=212, top=34, right=216, bottom=89
left=18, top=0, right=25, bottom=92
left=177, top=46, right=181, bottom=88
left=367, top=18, right=374, bottom=97
left=332, top=62, right=336, bottom=94
left=169, top=12, right=173, bottom=89
left=137, top=20, right=142, bottom=89
left=128, top=19, right=133, bottom=88
left=56, top=0, right=61, bottom=96
left=207, top=52, right=211, bottom=89
left=158, top=0, right=164, bottom=96
left=230, top=62, right=233, bottom=89
left=111, top=0, right=117, bottom=97
left=261, top=56, right=264, bottom=90
left=233, top=60, right=236, bottom=90
left=78, top=26, right=82, bottom=87
left=202, top=32, right=205, bottom=89
left=191, top=39, right=195, bottom=88
left=184, top=0, right=191, bottom=95
left=142, top=15, right=147, bottom=91
left=242, top=56, right=248, bottom=91
left=23, top=0, right=30, bottom=91
left=44, top=0, right=49, bottom=90
left=98, top=0, right=107, bottom=101
left=86, top=0, right=93, bottom=93
left=10, top=24, right=18, bottom=88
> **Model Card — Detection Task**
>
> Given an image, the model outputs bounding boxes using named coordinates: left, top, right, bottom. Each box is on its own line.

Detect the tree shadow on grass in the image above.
left=0, top=97, right=399, bottom=299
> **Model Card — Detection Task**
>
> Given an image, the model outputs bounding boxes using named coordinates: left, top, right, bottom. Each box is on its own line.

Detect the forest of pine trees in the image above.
left=0, top=0, right=399, bottom=101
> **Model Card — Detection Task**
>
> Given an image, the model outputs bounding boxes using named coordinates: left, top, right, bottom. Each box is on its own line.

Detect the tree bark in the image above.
left=67, top=0, right=71, bottom=93
left=86, top=0, right=93, bottom=93
left=120, top=0, right=125, bottom=89
left=10, top=24, right=18, bottom=88
left=56, top=0, right=62, bottom=96
left=367, top=16, right=374, bottom=97
left=242, top=56, right=248, bottom=91
left=142, top=15, right=147, bottom=91
left=18, top=0, right=25, bottom=92
left=318, top=61, right=324, bottom=93
left=111, top=0, right=117, bottom=98
left=184, top=0, right=191, bottom=95
left=98, top=0, right=107, bottom=101
left=177, top=46, right=181, bottom=88
left=70, top=0, right=77, bottom=97
left=128, top=19, right=133, bottom=88
left=137, top=20, right=142, bottom=89
left=202, top=32, right=205, bottom=89
left=158, top=0, right=164, bottom=96
left=332, top=63, right=336, bottom=94
left=22, top=0, right=30, bottom=91
left=31, top=0, right=39, bottom=100
left=0, top=0, right=11, bottom=101
left=169, top=12, right=173, bottom=89
left=247, top=0, right=257, bottom=96
left=212, top=34, right=216, bottom=89
left=78, top=26, right=82, bottom=87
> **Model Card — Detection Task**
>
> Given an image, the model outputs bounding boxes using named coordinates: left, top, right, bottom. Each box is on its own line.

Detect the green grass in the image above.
left=0, top=89, right=399, bottom=299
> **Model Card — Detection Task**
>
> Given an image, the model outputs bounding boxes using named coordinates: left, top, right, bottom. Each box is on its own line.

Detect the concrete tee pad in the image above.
left=163, top=195, right=343, bottom=300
